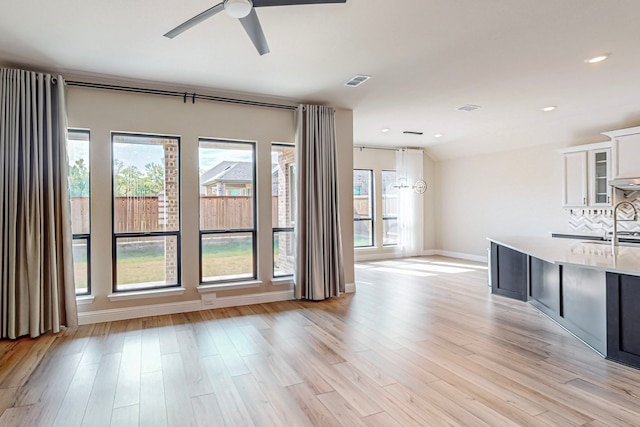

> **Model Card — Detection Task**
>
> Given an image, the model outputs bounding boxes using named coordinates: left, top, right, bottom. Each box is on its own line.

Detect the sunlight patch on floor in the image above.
left=404, top=264, right=474, bottom=274
left=372, top=267, right=437, bottom=277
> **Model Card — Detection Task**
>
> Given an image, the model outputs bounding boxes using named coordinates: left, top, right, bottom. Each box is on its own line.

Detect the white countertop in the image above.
left=488, top=236, right=640, bottom=276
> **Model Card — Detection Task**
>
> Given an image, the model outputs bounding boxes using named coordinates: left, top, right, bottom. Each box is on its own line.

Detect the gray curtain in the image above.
left=294, top=104, right=345, bottom=300
left=0, top=67, right=78, bottom=339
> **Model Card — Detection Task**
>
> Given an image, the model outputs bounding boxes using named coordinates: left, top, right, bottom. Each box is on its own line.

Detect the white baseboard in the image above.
left=78, top=300, right=204, bottom=325
left=354, top=251, right=401, bottom=262
left=356, top=249, right=487, bottom=264
left=432, top=250, right=488, bottom=264
left=345, top=282, right=355, bottom=293
left=78, top=290, right=295, bottom=325
left=214, top=290, right=294, bottom=309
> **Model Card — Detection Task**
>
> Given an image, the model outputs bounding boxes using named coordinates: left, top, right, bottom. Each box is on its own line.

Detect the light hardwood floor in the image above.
left=2, top=256, right=640, bottom=426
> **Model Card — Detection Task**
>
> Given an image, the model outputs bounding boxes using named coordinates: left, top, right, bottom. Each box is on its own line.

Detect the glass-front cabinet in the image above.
left=590, top=148, right=611, bottom=207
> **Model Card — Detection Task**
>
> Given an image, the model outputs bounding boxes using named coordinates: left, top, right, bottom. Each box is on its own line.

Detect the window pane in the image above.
left=382, top=170, right=398, bottom=218
left=115, top=235, right=179, bottom=291
left=353, top=170, right=372, bottom=219
left=72, top=238, right=89, bottom=294
left=68, top=130, right=90, bottom=235
left=274, top=230, right=294, bottom=277
left=383, top=219, right=398, bottom=246
left=199, top=140, right=255, bottom=231
left=354, top=220, right=373, bottom=247
left=68, top=130, right=90, bottom=295
left=272, top=144, right=296, bottom=228
left=201, top=233, right=254, bottom=281
left=113, top=135, right=179, bottom=233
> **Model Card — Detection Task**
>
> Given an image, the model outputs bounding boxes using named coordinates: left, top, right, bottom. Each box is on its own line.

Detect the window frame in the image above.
left=272, top=142, right=295, bottom=278
left=111, top=132, right=182, bottom=293
left=198, top=138, right=257, bottom=284
left=381, top=169, right=399, bottom=247
left=353, top=168, right=374, bottom=248
left=68, top=128, right=92, bottom=295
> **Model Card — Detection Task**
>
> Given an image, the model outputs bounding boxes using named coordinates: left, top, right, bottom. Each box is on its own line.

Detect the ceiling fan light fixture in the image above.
left=225, top=0, right=253, bottom=18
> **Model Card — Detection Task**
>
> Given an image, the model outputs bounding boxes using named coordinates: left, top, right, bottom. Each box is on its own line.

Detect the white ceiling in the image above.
left=2, top=0, right=640, bottom=159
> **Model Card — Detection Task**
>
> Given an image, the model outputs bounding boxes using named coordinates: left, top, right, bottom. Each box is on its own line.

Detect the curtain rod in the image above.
left=356, top=146, right=424, bottom=152
left=356, top=145, right=399, bottom=152
left=65, top=80, right=297, bottom=111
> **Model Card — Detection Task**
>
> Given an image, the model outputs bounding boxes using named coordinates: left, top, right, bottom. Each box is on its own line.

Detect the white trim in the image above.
left=76, top=295, right=95, bottom=305
left=214, top=290, right=294, bottom=309
left=197, top=280, right=262, bottom=293
left=420, top=249, right=439, bottom=256
left=557, top=141, right=612, bottom=154
left=107, top=287, right=186, bottom=302
left=601, top=126, right=640, bottom=138
left=345, top=283, right=356, bottom=293
left=78, top=300, right=202, bottom=325
left=271, top=277, right=294, bottom=286
left=354, top=250, right=402, bottom=262
left=78, top=290, right=295, bottom=325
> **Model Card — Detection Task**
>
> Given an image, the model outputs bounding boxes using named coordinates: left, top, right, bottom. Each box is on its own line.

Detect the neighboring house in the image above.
left=200, top=161, right=280, bottom=196
left=200, top=161, right=254, bottom=196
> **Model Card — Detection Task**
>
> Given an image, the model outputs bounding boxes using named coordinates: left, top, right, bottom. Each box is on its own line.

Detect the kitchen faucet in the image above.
left=612, top=201, right=639, bottom=249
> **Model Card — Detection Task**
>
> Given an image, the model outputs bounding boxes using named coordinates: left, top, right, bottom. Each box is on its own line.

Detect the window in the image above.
left=199, top=139, right=256, bottom=282
left=353, top=169, right=373, bottom=247
left=67, top=129, right=91, bottom=295
left=382, top=170, right=399, bottom=246
left=272, top=143, right=295, bottom=277
left=112, top=133, right=180, bottom=291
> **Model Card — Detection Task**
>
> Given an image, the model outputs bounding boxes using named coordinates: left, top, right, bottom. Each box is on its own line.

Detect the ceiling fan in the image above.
left=164, top=0, right=347, bottom=56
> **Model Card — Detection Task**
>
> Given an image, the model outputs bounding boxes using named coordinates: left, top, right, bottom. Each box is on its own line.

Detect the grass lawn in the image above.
left=73, top=240, right=260, bottom=291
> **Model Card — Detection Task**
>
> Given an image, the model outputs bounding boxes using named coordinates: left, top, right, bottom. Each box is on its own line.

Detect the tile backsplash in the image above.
left=567, top=192, right=640, bottom=235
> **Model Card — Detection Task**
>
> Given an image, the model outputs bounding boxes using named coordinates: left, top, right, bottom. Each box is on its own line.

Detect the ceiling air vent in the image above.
left=403, top=131, right=423, bottom=135
left=457, top=104, right=481, bottom=112
left=344, top=75, right=371, bottom=87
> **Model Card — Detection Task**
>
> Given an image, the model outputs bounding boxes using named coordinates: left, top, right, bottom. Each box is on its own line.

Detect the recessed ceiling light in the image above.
left=381, top=128, right=390, bottom=133
left=457, top=104, right=481, bottom=112
left=434, top=133, right=443, bottom=138
left=541, top=106, right=557, bottom=112
left=584, top=53, right=611, bottom=64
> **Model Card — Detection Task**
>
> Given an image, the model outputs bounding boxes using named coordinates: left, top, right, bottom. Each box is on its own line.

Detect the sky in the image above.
left=68, top=134, right=281, bottom=176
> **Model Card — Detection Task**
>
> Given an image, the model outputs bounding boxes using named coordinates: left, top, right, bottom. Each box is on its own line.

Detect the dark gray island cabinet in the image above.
left=489, top=238, right=640, bottom=368
left=607, top=273, right=640, bottom=367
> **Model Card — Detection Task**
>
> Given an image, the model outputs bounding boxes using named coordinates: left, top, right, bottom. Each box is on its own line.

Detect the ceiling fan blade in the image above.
left=239, top=9, right=270, bottom=55
left=164, top=3, right=225, bottom=39
left=252, top=0, right=346, bottom=6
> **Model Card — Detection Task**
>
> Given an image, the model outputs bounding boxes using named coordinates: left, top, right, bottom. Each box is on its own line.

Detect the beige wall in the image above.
left=67, top=86, right=354, bottom=314
left=435, top=142, right=568, bottom=257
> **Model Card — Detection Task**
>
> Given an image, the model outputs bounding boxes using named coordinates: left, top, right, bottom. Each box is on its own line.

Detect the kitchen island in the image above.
left=489, top=236, right=640, bottom=369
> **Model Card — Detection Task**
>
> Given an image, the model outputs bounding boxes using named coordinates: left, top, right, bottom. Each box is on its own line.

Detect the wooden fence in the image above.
left=70, top=196, right=278, bottom=232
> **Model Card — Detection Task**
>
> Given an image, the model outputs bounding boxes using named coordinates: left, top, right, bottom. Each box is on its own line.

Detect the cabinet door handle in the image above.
left=583, top=197, right=586, bottom=205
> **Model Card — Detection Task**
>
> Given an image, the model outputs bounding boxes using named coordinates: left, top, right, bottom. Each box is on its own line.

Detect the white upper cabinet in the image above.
left=562, top=151, right=588, bottom=207
left=602, top=127, right=640, bottom=179
left=559, top=142, right=612, bottom=207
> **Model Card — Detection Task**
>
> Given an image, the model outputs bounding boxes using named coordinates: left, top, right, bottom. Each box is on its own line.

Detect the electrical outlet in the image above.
left=202, top=293, right=216, bottom=307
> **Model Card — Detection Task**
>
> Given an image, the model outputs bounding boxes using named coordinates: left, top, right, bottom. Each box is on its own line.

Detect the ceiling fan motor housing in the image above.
left=225, top=0, right=253, bottom=18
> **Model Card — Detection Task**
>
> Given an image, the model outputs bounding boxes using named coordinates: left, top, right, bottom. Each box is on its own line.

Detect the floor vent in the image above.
left=344, top=75, right=371, bottom=87
left=457, top=104, right=481, bottom=112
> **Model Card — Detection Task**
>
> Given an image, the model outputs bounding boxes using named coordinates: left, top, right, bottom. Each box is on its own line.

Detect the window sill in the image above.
left=197, top=280, right=262, bottom=293
left=76, top=295, right=95, bottom=305
left=271, top=276, right=294, bottom=286
left=107, top=287, right=186, bottom=302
